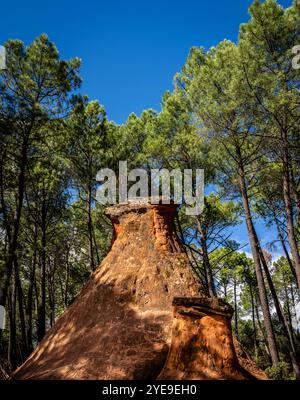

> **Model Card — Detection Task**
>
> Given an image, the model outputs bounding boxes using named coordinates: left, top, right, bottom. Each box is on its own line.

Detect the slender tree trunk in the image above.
left=64, top=253, right=69, bottom=308
left=0, top=151, right=11, bottom=245
left=49, top=257, right=56, bottom=327
left=290, top=164, right=300, bottom=233
left=259, top=251, right=300, bottom=378
left=37, top=194, right=46, bottom=341
left=233, top=278, right=239, bottom=340
left=48, top=277, right=55, bottom=328
left=283, top=280, right=293, bottom=329
left=290, top=283, right=298, bottom=331
left=8, top=274, right=17, bottom=371
left=34, top=277, right=39, bottom=326
left=201, top=238, right=216, bottom=297
left=237, top=154, right=279, bottom=365
left=255, top=297, right=271, bottom=362
left=92, top=224, right=100, bottom=266
left=197, top=220, right=216, bottom=297
left=282, top=145, right=300, bottom=289
left=87, top=187, right=95, bottom=271
left=273, top=213, right=298, bottom=286
left=0, top=138, right=28, bottom=308
left=249, top=283, right=258, bottom=359
left=26, top=224, right=37, bottom=353
left=176, top=214, right=204, bottom=288
left=14, top=258, right=28, bottom=359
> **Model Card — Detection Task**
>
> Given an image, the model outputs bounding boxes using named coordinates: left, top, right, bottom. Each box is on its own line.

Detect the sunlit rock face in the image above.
left=11, top=200, right=201, bottom=380
left=12, top=199, right=265, bottom=380
left=158, top=297, right=267, bottom=380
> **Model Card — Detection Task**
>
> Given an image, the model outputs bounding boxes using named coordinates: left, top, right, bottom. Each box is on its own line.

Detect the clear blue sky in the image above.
left=0, top=0, right=293, bottom=256
left=0, top=0, right=291, bottom=123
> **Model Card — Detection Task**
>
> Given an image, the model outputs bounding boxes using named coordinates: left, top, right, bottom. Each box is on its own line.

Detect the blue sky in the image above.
left=0, top=0, right=293, bottom=256
left=0, top=0, right=292, bottom=123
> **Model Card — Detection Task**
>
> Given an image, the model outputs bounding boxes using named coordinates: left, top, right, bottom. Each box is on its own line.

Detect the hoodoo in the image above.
left=158, top=297, right=265, bottom=379
left=12, top=199, right=265, bottom=380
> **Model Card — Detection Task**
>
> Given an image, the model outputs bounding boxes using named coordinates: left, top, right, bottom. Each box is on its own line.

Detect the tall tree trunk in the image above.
left=282, top=145, right=300, bottom=289
left=0, top=150, right=11, bottom=245
left=48, top=278, right=55, bottom=328
left=8, top=274, right=17, bottom=371
left=237, top=154, right=279, bottom=365
left=37, top=194, right=46, bottom=341
left=87, top=187, right=95, bottom=271
left=233, top=278, right=239, bottom=340
left=249, top=283, right=258, bottom=359
left=255, top=297, right=271, bottom=362
left=290, top=283, right=298, bottom=331
left=196, top=219, right=216, bottom=297
left=200, top=238, right=216, bottom=297
left=14, top=258, right=28, bottom=359
left=283, top=277, right=292, bottom=329
left=26, top=224, right=38, bottom=353
left=290, top=163, right=300, bottom=233
left=92, top=223, right=100, bottom=266
left=224, top=283, right=227, bottom=299
left=64, top=253, right=69, bottom=308
left=273, top=212, right=298, bottom=286
left=48, top=257, right=56, bottom=328
left=176, top=214, right=204, bottom=287
left=0, top=138, right=28, bottom=308
left=259, top=251, right=300, bottom=379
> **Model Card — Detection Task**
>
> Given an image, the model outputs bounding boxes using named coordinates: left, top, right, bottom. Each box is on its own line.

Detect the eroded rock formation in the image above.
left=11, top=199, right=265, bottom=380
left=158, top=297, right=266, bottom=380
left=12, top=200, right=200, bottom=379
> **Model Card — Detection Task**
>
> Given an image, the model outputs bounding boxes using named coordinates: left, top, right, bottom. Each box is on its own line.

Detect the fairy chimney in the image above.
left=158, top=297, right=266, bottom=380
left=11, top=199, right=265, bottom=380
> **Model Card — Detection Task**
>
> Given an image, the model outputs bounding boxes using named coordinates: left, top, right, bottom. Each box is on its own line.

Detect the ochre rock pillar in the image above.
left=11, top=199, right=266, bottom=380
left=11, top=201, right=202, bottom=380
left=158, top=297, right=264, bottom=380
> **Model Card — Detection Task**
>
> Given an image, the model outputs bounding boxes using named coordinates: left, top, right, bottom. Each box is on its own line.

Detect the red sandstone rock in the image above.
left=158, top=297, right=266, bottom=380
left=12, top=201, right=200, bottom=379
left=11, top=200, right=265, bottom=380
